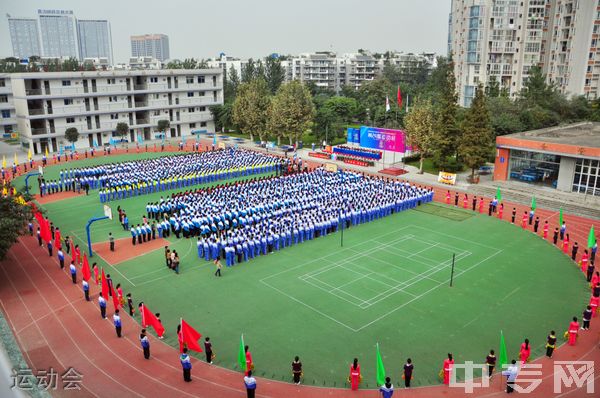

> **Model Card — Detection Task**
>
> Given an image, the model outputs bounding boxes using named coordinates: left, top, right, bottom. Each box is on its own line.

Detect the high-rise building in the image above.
left=543, top=0, right=600, bottom=99
left=130, top=34, right=170, bottom=62
left=77, top=20, right=113, bottom=64
left=449, top=0, right=600, bottom=106
left=37, top=9, right=78, bottom=58
left=7, top=17, right=41, bottom=58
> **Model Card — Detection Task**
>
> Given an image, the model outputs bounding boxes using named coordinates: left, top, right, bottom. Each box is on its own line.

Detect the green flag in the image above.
left=531, top=196, right=536, bottom=210
left=238, top=334, right=246, bottom=372
left=376, top=343, right=386, bottom=386
left=559, top=208, right=563, bottom=226
left=496, top=187, right=502, bottom=202
left=498, top=331, right=508, bottom=373
left=588, top=225, right=596, bottom=248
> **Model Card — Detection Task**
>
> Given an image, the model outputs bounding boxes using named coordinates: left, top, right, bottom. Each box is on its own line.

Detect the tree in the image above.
left=315, top=96, right=363, bottom=142
left=459, top=84, right=493, bottom=180
left=431, top=57, right=461, bottom=170
left=166, top=60, right=182, bottom=69
left=487, top=96, right=524, bottom=136
left=232, top=79, right=271, bottom=141
left=485, top=75, right=500, bottom=98
left=210, top=102, right=233, bottom=132
left=225, top=65, right=240, bottom=102
left=181, top=58, right=198, bottom=69
left=255, top=59, right=266, bottom=81
left=157, top=120, right=170, bottom=136
left=404, top=98, right=438, bottom=173
left=197, top=59, right=209, bottom=69
left=61, top=57, right=80, bottom=71
left=268, top=80, right=315, bottom=145
left=64, top=127, right=79, bottom=145
left=0, top=193, right=33, bottom=260
left=241, top=59, right=256, bottom=83
left=115, top=122, right=129, bottom=141
left=357, top=78, right=393, bottom=126
left=264, top=56, right=285, bottom=94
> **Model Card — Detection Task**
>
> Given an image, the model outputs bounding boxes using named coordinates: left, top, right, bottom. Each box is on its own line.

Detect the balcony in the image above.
left=134, top=84, right=147, bottom=90
left=29, top=108, right=45, bottom=115
left=26, top=89, right=43, bottom=96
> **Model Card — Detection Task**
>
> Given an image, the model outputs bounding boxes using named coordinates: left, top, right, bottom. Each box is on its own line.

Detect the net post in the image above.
left=450, top=253, right=456, bottom=287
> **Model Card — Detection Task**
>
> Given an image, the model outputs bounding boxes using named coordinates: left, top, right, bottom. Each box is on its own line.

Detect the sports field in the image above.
left=14, top=153, right=589, bottom=388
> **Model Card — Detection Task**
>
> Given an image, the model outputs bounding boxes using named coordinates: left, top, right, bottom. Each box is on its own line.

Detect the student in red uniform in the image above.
left=463, top=194, right=468, bottom=209
left=498, top=203, right=504, bottom=220
left=591, top=271, right=600, bottom=291
left=349, top=358, right=361, bottom=390
left=567, top=316, right=579, bottom=345
left=563, top=234, right=570, bottom=254
left=589, top=294, right=599, bottom=317
left=245, top=345, right=253, bottom=376
left=521, top=211, right=528, bottom=229
left=581, top=250, right=589, bottom=273
left=442, top=353, right=454, bottom=385
left=519, top=339, right=531, bottom=364
left=543, top=221, right=549, bottom=239
left=478, top=197, right=484, bottom=213
left=445, top=191, right=451, bottom=205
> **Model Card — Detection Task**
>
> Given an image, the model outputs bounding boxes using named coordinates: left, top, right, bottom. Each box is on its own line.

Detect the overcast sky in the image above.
left=1, top=0, right=451, bottom=62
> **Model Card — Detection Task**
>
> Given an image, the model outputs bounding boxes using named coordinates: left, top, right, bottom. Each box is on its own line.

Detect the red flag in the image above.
left=110, top=285, right=120, bottom=311
left=181, top=319, right=202, bottom=353
left=81, top=254, right=91, bottom=282
left=71, top=241, right=77, bottom=263
left=41, top=218, right=51, bottom=243
left=54, top=229, right=62, bottom=250
left=397, top=86, right=402, bottom=109
left=101, top=269, right=109, bottom=299
left=141, top=304, right=165, bottom=337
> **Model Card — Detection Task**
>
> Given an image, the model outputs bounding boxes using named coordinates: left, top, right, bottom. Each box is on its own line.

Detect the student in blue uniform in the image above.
left=180, top=348, right=192, bottom=382
left=113, top=309, right=122, bottom=337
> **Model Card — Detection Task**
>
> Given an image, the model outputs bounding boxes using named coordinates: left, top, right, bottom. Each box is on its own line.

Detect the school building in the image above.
left=494, top=122, right=600, bottom=197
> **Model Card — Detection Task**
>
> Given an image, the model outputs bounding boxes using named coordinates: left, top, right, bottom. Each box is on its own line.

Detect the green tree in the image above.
left=268, top=80, right=315, bottom=145
left=232, top=78, right=271, bottom=141
left=225, top=65, right=241, bottom=102
left=255, top=59, right=266, bottom=81
left=485, top=75, right=500, bottom=98
left=61, top=57, right=80, bottom=71
left=241, top=59, right=256, bottom=83
left=166, top=60, right=182, bottom=69
left=404, top=98, right=438, bottom=173
left=264, top=56, right=285, bottom=94
left=181, top=58, right=198, bottom=69
left=115, top=122, right=129, bottom=141
left=432, top=57, right=461, bottom=170
left=197, top=59, right=209, bottom=69
left=210, top=102, right=234, bottom=133
left=487, top=96, right=524, bottom=136
left=315, top=96, right=363, bottom=142
left=0, top=194, right=33, bottom=260
left=157, top=120, right=170, bottom=136
left=459, top=84, right=493, bottom=180
left=64, top=127, right=79, bottom=145
left=357, top=78, right=393, bottom=126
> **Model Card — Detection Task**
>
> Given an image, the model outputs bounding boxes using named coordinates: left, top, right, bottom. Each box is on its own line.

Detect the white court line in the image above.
left=69, top=230, right=136, bottom=287
left=373, top=239, right=470, bottom=272
left=299, top=274, right=369, bottom=307
left=411, top=224, right=503, bottom=251
left=353, top=248, right=503, bottom=331
left=407, top=235, right=474, bottom=254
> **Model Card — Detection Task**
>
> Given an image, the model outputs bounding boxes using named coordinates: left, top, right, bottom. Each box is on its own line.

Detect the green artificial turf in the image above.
left=22, top=154, right=589, bottom=389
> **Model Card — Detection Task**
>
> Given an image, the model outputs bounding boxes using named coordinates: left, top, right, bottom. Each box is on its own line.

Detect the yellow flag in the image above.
left=14, top=153, right=18, bottom=165
left=2, top=155, right=5, bottom=168
left=27, top=149, right=32, bottom=161
left=45, top=147, right=49, bottom=157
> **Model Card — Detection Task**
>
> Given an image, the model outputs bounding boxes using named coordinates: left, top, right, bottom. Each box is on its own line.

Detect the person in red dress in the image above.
left=581, top=250, right=589, bottom=274
left=590, top=294, right=599, bottom=317
left=442, top=353, right=454, bottom=385
left=521, top=211, right=528, bottom=229
left=519, top=339, right=531, bottom=364
left=445, top=190, right=451, bottom=205
left=478, top=197, right=484, bottom=213
left=543, top=221, right=549, bottom=239
left=463, top=194, right=468, bottom=209
left=567, top=317, right=579, bottom=345
left=349, top=358, right=361, bottom=390
left=498, top=203, right=504, bottom=220
left=563, top=234, right=570, bottom=254
left=245, top=345, right=253, bottom=376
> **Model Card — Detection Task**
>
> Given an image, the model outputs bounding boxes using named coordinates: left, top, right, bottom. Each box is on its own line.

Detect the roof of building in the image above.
left=9, top=68, right=221, bottom=79
left=502, top=122, right=600, bottom=149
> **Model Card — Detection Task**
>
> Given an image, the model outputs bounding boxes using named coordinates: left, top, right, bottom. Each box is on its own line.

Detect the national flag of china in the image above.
left=179, top=319, right=202, bottom=353
left=141, top=304, right=165, bottom=337
left=81, top=254, right=91, bottom=282
left=71, top=241, right=77, bottom=263
left=397, top=86, right=402, bottom=109
left=54, top=229, right=62, bottom=250
left=110, top=285, right=120, bottom=311
left=101, top=268, right=109, bottom=299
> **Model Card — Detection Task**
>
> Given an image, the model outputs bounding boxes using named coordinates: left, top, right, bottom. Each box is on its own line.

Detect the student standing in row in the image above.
left=204, top=337, right=213, bottom=364
left=292, top=356, right=302, bottom=385
left=403, top=358, right=413, bottom=388
left=114, top=309, right=122, bottom=338
left=379, top=377, right=393, bottom=398
left=180, top=348, right=192, bottom=382
left=545, top=331, right=557, bottom=358
left=140, top=329, right=150, bottom=359
left=244, top=371, right=257, bottom=398
left=485, top=350, right=496, bottom=378
left=98, top=293, right=107, bottom=319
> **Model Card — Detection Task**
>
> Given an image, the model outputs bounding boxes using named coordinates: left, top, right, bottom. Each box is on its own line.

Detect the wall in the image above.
left=556, top=156, right=576, bottom=192
left=493, top=147, right=510, bottom=181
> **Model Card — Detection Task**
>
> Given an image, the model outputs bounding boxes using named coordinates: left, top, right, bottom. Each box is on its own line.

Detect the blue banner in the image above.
left=347, top=128, right=360, bottom=144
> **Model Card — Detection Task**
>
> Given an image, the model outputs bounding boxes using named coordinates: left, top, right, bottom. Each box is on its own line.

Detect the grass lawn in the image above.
left=23, top=153, right=588, bottom=389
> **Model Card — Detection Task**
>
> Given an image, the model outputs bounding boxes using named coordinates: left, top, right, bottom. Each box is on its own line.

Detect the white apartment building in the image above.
left=9, top=69, right=223, bottom=155
left=7, top=17, right=41, bottom=58
left=38, top=9, right=78, bottom=59
left=0, top=75, right=18, bottom=136
left=131, top=34, right=170, bottom=62
left=450, top=0, right=600, bottom=106
left=449, top=0, right=547, bottom=106
left=543, top=0, right=600, bottom=99
left=206, top=54, right=246, bottom=81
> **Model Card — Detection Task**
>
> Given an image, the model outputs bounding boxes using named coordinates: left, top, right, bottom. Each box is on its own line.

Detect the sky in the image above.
left=0, top=0, right=451, bottom=63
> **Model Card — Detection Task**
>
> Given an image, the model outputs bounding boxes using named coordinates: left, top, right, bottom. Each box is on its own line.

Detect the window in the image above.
left=187, top=92, right=194, bottom=97
left=150, top=77, right=158, bottom=83
left=62, top=80, right=71, bottom=86
left=64, top=99, right=73, bottom=105
left=189, top=123, right=196, bottom=128
left=188, top=107, right=195, bottom=113
left=153, top=110, right=160, bottom=116
left=0, top=95, right=7, bottom=103
left=186, top=77, right=194, bottom=84
left=154, top=94, right=160, bottom=99
left=199, top=91, right=205, bottom=96
left=107, top=78, right=116, bottom=84
left=197, top=76, right=205, bottom=83
left=0, top=79, right=5, bottom=87
left=66, top=117, right=75, bottom=123
left=199, top=106, right=206, bottom=112
left=200, top=122, right=207, bottom=127
left=110, top=114, right=118, bottom=120
left=1, top=110, right=10, bottom=118
left=573, top=159, right=600, bottom=196
left=109, top=96, right=118, bottom=102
